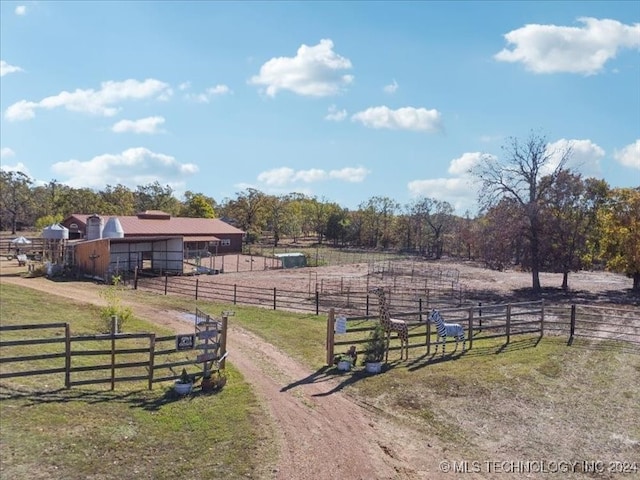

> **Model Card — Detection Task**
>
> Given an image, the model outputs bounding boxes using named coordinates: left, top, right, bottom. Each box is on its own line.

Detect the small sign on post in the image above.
left=335, top=316, right=347, bottom=334
left=176, top=334, right=195, bottom=351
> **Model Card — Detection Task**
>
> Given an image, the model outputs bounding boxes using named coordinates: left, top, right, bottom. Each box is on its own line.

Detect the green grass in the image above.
left=3, top=280, right=639, bottom=477
left=0, top=283, right=276, bottom=480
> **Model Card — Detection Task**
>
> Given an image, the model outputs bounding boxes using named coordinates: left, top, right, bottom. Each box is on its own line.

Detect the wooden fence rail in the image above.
left=0, top=316, right=228, bottom=390
left=327, top=301, right=640, bottom=364
left=136, top=274, right=466, bottom=316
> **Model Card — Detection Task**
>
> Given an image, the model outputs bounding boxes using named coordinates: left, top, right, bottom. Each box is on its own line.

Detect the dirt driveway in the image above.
left=0, top=262, right=461, bottom=480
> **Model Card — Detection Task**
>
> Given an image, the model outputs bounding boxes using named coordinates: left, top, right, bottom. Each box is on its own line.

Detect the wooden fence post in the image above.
left=111, top=332, right=116, bottom=391
left=418, top=298, right=423, bottom=323
left=134, top=266, right=138, bottom=290
left=478, top=302, right=483, bottom=332
left=148, top=334, right=155, bottom=390
left=426, top=312, right=431, bottom=355
left=164, top=273, right=168, bottom=295
left=220, top=315, right=228, bottom=369
left=506, top=304, right=511, bottom=345
left=195, top=278, right=199, bottom=300
left=326, top=308, right=335, bottom=366
left=315, top=291, right=319, bottom=316
left=233, top=284, right=237, bottom=304
left=468, top=307, right=474, bottom=351
left=540, top=299, right=545, bottom=338
left=273, top=287, right=277, bottom=310
left=65, top=323, right=71, bottom=388
left=569, top=304, right=576, bottom=345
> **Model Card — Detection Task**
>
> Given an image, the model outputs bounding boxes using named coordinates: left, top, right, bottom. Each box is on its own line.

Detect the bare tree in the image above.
left=472, top=132, right=572, bottom=291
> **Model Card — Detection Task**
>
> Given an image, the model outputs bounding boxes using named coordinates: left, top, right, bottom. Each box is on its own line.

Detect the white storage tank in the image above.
left=86, top=214, right=104, bottom=240
left=43, top=223, right=69, bottom=240
left=103, top=217, right=125, bottom=238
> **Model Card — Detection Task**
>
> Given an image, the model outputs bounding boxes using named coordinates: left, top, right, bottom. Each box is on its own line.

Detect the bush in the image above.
left=99, top=275, right=134, bottom=333
left=363, top=323, right=386, bottom=363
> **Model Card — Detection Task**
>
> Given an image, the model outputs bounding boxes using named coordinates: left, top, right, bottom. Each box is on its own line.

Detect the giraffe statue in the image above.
left=369, top=286, right=409, bottom=361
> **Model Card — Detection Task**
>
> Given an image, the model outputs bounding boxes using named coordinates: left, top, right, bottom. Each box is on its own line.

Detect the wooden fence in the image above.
left=326, top=301, right=640, bottom=364
left=0, top=313, right=229, bottom=390
left=136, top=274, right=465, bottom=315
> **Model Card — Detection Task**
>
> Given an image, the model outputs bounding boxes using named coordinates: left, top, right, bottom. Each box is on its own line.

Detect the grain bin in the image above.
left=86, top=214, right=104, bottom=240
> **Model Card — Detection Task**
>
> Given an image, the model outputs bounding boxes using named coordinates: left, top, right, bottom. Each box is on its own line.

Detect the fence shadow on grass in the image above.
left=405, top=336, right=542, bottom=372
left=0, top=382, right=219, bottom=412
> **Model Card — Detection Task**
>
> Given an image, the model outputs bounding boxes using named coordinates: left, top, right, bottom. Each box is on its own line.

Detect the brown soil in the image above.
left=1, top=257, right=637, bottom=479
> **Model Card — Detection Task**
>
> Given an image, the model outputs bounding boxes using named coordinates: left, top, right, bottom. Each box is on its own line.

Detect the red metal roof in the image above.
left=65, top=213, right=244, bottom=237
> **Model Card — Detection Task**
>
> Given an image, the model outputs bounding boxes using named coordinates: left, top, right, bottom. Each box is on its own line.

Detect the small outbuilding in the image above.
left=274, top=252, right=307, bottom=269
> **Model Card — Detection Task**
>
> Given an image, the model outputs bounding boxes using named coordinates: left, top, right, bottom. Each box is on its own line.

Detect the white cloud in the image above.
left=0, top=161, right=31, bottom=177
left=257, top=165, right=369, bottom=187
left=111, top=116, right=166, bottom=134
left=186, top=84, right=232, bottom=103
left=51, top=147, right=198, bottom=190
left=1, top=147, right=16, bottom=158
left=408, top=152, right=490, bottom=213
left=4, top=78, right=172, bottom=121
left=351, top=106, right=442, bottom=133
left=383, top=79, right=399, bottom=94
left=546, top=138, right=604, bottom=176
left=495, top=17, right=640, bottom=75
left=257, top=167, right=296, bottom=186
left=329, top=167, right=370, bottom=182
left=15, top=5, right=26, bottom=15
left=614, top=140, right=640, bottom=170
left=448, top=152, right=486, bottom=176
left=0, top=60, right=24, bottom=77
left=178, top=81, right=191, bottom=91
left=325, top=104, right=347, bottom=122
left=249, top=39, right=353, bottom=97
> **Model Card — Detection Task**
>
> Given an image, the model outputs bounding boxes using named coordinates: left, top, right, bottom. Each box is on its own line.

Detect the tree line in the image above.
left=1, top=133, right=638, bottom=291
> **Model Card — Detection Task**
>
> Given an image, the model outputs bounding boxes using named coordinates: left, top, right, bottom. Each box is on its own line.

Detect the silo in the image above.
left=86, top=215, right=104, bottom=240
left=103, top=217, right=125, bottom=238
left=43, top=223, right=69, bottom=240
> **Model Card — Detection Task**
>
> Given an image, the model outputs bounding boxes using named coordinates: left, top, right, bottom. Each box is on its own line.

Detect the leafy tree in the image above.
left=181, top=191, right=216, bottom=218
left=477, top=198, right=526, bottom=270
left=472, top=132, right=572, bottom=291
left=57, top=186, right=104, bottom=217
left=134, top=182, right=180, bottom=215
left=34, top=214, right=64, bottom=231
left=100, top=184, right=136, bottom=215
left=539, top=172, right=608, bottom=290
left=595, top=187, right=640, bottom=291
left=0, top=171, right=34, bottom=233
left=220, top=188, right=268, bottom=243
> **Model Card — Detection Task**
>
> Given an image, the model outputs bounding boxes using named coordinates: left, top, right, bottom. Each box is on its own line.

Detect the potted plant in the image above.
left=174, top=368, right=194, bottom=396
left=201, top=367, right=227, bottom=392
left=334, top=345, right=357, bottom=372
left=363, top=323, right=386, bottom=374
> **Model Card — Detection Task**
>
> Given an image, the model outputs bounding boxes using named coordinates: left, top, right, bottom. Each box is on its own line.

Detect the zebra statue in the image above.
left=428, top=309, right=466, bottom=356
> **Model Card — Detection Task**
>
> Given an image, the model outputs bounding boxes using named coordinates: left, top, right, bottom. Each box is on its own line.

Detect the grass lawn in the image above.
left=0, top=283, right=275, bottom=480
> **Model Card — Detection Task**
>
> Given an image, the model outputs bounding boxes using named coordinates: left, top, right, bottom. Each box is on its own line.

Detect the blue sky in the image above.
left=1, top=1, right=638, bottom=215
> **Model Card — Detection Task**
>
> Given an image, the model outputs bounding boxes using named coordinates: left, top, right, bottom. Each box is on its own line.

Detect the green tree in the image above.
left=181, top=191, right=216, bottom=218
left=220, top=188, right=268, bottom=243
left=0, top=171, right=34, bottom=233
left=134, top=182, right=180, bottom=215
left=100, top=184, right=136, bottom=215
left=595, top=187, right=640, bottom=291
left=539, top=173, right=608, bottom=290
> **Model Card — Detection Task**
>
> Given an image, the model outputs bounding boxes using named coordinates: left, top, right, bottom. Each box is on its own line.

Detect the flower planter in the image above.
left=364, top=361, right=382, bottom=374
left=174, top=381, right=193, bottom=396
left=337, top=360, right=352, bottom=371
